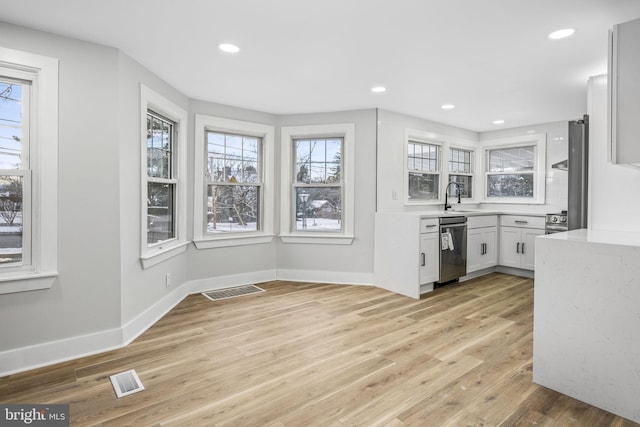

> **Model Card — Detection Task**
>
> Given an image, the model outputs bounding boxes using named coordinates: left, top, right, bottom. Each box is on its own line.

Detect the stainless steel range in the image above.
left=545, top=211, right=568, bottom=234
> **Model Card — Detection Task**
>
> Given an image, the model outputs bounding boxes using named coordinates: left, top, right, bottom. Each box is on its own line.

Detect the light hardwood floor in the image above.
left=1, top=273, right=638, bottom=426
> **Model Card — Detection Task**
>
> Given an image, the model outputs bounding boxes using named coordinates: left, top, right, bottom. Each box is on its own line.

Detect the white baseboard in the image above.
left=121, top=285, right=190, bottom=345
left=276, top=269, right=374, bottom=286
left=0, top=327, right=123, bottom=377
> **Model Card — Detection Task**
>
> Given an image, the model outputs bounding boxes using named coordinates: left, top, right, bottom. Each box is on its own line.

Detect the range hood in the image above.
left=551, top=159, right=568, bottom=171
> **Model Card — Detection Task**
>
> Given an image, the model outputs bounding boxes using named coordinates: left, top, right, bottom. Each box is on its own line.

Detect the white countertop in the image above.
left=408, top=210, right=546, bottom=218
left=541, top=228, right=640, bottom=248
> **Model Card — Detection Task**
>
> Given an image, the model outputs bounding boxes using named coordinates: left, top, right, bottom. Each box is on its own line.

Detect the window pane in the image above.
left=147, top=182, right=175, bottom=243
left=147, top=113, right=173, bottom=179
left=449, top=147, right=472, bottom=174
left=206, top=131, right=262, bottom=184
left=408, top=141, right=438, bottom=172
left=488, top=146, right=534, bottom=172
left=0, top=175, right=23, bottom=265
left=408, top=173, right=439, bottom=200
left=448, top=175, right=472, bottom=198
left=295, top=187, right=342, bottom=231
left=206, top=185, right=259, bottom=233
left=486, top=174, right=534, bottom=197
left=0, top=81, right=24, bottom=169
left=295, top=138, right=342, bottom=184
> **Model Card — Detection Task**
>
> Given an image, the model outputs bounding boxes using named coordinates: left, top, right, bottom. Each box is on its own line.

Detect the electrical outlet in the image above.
left=165, top=273, right=172, bottom=287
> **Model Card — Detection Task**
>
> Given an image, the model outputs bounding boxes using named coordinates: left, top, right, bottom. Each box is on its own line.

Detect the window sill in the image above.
left=482, top=199, right=544, bottom=205
left=280, top=234, right=355, bottom=245
left=193, top=234, right=275, bottom=249
left=140, top=241, right=189, bottom=269
left=0, top=272, right=58, bottom=295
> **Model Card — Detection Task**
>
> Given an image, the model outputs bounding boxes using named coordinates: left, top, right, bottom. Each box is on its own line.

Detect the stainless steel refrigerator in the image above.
left=568, top=115, right=589, bottom=230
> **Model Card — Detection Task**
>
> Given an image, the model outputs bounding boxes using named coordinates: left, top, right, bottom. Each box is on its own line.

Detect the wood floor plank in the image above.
left=1, top=273, right=637, bottom=426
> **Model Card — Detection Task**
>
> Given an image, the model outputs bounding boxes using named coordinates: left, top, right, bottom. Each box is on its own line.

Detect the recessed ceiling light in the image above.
left=371, top=86, right=386, bottom=93
left=548, top=28, right=575, bottom=40
left=493, top=119, right=505, bottom=125
left=441, top=104, right=455, bottom=110
left=218, top=43, right=240, bottom=53
left=526, top=130, right=536, bottom=134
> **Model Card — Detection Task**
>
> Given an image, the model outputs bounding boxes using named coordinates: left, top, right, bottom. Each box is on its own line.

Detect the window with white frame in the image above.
left=146, top=111, right=177, bottom=244
left=193, top=115, right=274, bottom=249
left=0, top=48, right=58, bottom=294
left=0, top=76, right=31, bottom=268
left=293, top=137, right=342, bottom=232
left=205, top=131, right=262, bottom=233
left=280, top=123, right=355, bottom=244
left=448, top=147, right=474, bottom=198
left=482, top=134, right=546, bottom=203
left=407, top=140, right=441, bottom=201
left=140, top=85, right=188, bottom=268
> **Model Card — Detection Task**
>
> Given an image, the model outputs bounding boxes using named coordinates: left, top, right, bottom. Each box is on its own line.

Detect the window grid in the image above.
left=205, top=131, right=263, bottom=234
left=407, top=140, right=440, bottom=201
left=146, top=110, right=177, bottom=244
left=0, top=76, right=31, bottom=268
left=485, top=145, right=536, bottom=198
left=448, top=147, right=473, bottom=198
left=293, top=137, right=343, bottom=232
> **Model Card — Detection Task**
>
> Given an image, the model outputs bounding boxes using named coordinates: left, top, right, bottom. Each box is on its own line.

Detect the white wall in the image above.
left=376, top=109, right=478, bottom=212
left=276, top=110, right=377, bottom=284
left=0, top=23, right=122, bottom=354
left=588, top=74, right=640, bottom=231
left=117, top=52, right=190, bottom=327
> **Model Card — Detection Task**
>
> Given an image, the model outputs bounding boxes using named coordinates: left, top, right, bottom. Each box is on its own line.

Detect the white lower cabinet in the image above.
left=374, top=213, right=440, bottom=299
left=467, top=227, right=497, bottom=273
left=498, top=215, right=545, bottom=270
left=419, top=230, right=439, bottom=284
left=466, top=215, right=498, bottom=274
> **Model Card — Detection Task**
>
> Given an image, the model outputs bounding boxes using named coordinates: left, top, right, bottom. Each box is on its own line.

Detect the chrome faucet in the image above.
left=444, top=182, right=462, bottom=211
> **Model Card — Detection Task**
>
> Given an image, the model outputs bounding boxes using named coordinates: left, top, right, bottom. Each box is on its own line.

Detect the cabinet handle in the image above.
left=425, top=224, right=437, bottom=228
left=522, top=243, right=525, bottom=254
left=483, top=243, right=487, bottom=255
left=421, top=252, right=426, bottom=267
left=480, top=243, right=484, bottom=255
left=515, top=220, right=528, bottom=224
left=517, top=242, right=520, bottom=253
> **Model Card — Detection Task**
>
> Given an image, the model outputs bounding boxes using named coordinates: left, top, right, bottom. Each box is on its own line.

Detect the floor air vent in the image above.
left=110, top=369, right=145, bottom=399
left=202, top=285, right=265, bottom=301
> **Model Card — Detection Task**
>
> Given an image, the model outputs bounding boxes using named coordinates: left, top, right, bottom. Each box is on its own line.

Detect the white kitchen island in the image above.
left=534, top=229, right=640, bottom=423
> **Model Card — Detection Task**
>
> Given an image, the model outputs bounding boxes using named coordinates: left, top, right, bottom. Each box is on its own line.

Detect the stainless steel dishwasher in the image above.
left=438, top=216, right=467, bottom=284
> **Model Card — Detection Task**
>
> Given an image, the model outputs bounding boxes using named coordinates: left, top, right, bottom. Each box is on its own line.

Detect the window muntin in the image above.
left=0, top=77, right=31, bottom=268
left=485, top=145, right=536, bottom=198
left=205, top=131, right=262, bottom=233
left=146, top=111, right=177, bottom=244
left=293, top=138, right=342, bottom=232
left=448, top=147, right=473, bottom=198
left=407, top=141, right=440, bottom=201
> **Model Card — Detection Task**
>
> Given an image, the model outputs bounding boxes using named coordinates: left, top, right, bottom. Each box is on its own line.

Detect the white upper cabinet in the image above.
left=609, top=17, right=640, bottom=165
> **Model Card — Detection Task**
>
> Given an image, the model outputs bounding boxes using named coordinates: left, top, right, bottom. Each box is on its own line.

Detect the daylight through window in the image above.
left=293, top=137, right=343, bottom=232
left=448, top=147, right=473, bottom=198
left=407, top=141, right=440, bottom=201
left=205, top=131, right=262, bottom=233
left=0, top=77, right=31, bottom=268
left=146, top=111, right=177, bottom=244
left=485, top=145, right=535, bottom=198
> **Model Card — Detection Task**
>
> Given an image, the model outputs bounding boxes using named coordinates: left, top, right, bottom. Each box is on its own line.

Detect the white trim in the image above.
left=140, top=84, right=188, bottom=268
left=279, top=123, right=355, bottom=244
left=404, top=129, right=443, bottom=206
left=193, top=234, right=274, bottom=249
left=0, top=47, right=59, bottom=292
left=193, top=115, right=275, bottom=248
left=276, top=269, right=374, bottom=286
left=480, top=134, right=547, bottom=204
left=0, top=327, right=123, bottom=377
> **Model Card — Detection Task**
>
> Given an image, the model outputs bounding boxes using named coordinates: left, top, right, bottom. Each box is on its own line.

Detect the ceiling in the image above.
left=1, top=0, right=640, bottom=132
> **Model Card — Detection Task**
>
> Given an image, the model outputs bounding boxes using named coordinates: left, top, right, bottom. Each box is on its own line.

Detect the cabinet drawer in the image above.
left=467, top=215, right=498, bottom=229
left=500, top=215, right=545, bottom=229
left=420, top=218, right=439, bottom=233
